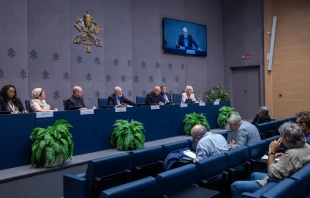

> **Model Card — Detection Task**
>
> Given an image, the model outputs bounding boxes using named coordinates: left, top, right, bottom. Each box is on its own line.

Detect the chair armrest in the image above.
left=267, top=178, right=281, bottom=183
left=63, top=174, right=88, bottom=198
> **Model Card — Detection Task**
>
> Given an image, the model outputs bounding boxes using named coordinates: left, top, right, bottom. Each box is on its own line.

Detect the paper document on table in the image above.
left=261, top=155, right=280, bottom=161
left=183, top=150, right=196, bottom=159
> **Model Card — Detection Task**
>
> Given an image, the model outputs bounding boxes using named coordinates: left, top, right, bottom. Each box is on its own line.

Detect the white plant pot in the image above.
left=44, top=155, right=66, bottom=167
left=224, top=122, right=231, bottom=130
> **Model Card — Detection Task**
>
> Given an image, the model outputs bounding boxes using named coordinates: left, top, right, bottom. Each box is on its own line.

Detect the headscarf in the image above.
left=32, top=88, right=43, bottom=99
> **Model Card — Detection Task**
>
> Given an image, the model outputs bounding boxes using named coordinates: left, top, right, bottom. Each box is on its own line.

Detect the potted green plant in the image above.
left=205, top=85, right=230, bottom=102
left=217, top=106, right=239, bottom=129
left=183, top=113, right=210, bottom=135
left=111, top=119, right=145, bottom=151
left=30, top=119, right=74, bottom=167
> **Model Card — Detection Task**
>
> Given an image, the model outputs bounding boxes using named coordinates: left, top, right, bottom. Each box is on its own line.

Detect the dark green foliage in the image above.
left=205, top=85, right=230, bottom=102
left=30, top=119, right=74, bottom=166
left=110, top=120, right=145, bottom=151
left=217, top=106, right=239, bottom=128
left=183, top=113, right=210, bottom=135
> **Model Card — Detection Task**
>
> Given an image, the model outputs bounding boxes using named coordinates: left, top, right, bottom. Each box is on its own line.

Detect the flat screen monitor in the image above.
left=163, top=17, right=207, bottom=57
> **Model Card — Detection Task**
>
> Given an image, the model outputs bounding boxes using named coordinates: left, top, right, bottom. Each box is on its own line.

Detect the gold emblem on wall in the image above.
left=73, top=11, right=102, bottom=53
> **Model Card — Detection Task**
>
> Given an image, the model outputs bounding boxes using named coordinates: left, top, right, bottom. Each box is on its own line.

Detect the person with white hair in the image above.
left=228, top=114, right=261, bottom=149
left=176, top=27, right=202, bottom=51
left=231, top=123, right=310, bottom=197
left=30, top=88, right=53, bottom=112
left=251, top=106, right=272, bottom=125
left=181, top=85, right=197, bottom=103
left=65, top=86, right=87, bottom=110
left=145, top=86, right=164, bottom=105
left=107, top=86, right=135, bottom=107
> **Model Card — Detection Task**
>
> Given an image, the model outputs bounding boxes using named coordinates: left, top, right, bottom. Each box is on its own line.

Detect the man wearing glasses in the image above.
left=145, top=86, right=164, bottom=105
left=66, top=86, right=88, bottom=110
left=296, top=111, right=310, bottom=144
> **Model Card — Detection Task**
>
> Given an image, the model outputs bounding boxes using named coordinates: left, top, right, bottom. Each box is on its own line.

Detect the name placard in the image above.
left=180, top=103, right=188, bottom=108
left=36, top=112, right=54, bottom=118
left=199, top=102, right=206, bottom=106
left=115, top=107, right=127, bottom=112
left=151, top=105, right=160, bottom=110
left=214, top=99, right=221, bottom=105
left=80, top=109, right=94, bottom=115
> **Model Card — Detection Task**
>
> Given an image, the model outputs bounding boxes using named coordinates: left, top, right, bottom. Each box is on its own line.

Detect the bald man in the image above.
left=107, top=86, right=136, bottom=107
left=65, top=86, right=87, bottom=110
left=176, top=27, right=202, bottom=51
left=145, top=86, right=164, bottom=105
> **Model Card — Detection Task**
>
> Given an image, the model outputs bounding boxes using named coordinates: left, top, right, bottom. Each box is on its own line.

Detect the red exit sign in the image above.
left=242, top=55, right=252, bottom=59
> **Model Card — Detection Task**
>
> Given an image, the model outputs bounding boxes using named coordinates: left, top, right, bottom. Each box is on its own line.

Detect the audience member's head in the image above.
left=161, top=85, right=167, bottom=94
left=228, top=114, right=243, bottom=131
left=153, top=86, right=161, bottom=96
left=182, top=27, right=188, bottom=37
left=258, top=106, right=269, bottom=118
left=0, top=85, right=17, bottom=101
left=185, top=85, right=193, bottom=95
left=73, top=86, right=83, bottom=98
left=296, top=111, right=310, bottom=135
left=32, top=88, right=46, bottom=100
left=191, top=125, right=208, bottom=142
left=279, top=122, right=305, bottom=149
left=114, top=86, right=123, bottom=97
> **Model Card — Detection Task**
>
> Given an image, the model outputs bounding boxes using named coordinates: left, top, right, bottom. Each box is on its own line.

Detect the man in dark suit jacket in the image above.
left=145, top=86, right=164, bottom=105
left=251, top=106, right=272, bottom=125
left=66, top=86, right=87, bottom=110
left=176, top=27, right=202, bottom=51
left=160, top=85, right=172, bottom=104
left=107, top=86, right=136, bottom=107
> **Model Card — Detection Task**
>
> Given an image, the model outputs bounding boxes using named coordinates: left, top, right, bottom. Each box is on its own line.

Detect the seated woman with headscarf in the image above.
left=30, top=88, right=54, bottom=112
left=231, top=122, right=310, bottom=198
left=0, top=85, right=27, bottom=114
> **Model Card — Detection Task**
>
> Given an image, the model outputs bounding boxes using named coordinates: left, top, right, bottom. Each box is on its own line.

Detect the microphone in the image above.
left=89, top=98, right=97, bottom=108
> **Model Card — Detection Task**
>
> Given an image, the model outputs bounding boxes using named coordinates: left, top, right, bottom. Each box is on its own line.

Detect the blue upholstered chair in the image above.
left=290, top=165, right=310, bottom=198
left=172, top=93, right=182, bottom=103
left=63, top=174, right=87, bottom=198
left=241, top=182, right=278, bottom=198
left=286, top=116, right=296, bottom=123
left=264, top=135, right=280, bottom=145
left=25, top=100, right=32, bottom=112
left=98, top=98, right=108, bottom=108
left=261, top=178, right=297, bottom=198
left=216, top=131, right=229, bottom=140
left=195, top=153, right=228, bottom=196
left=85, top=153, right=132, bottom=198
left=100, top=176, right=157, bottom=198
left=156, top=164, right=219, bottom=197
left=162, top=140, right=190, bottom=157
left=247, top=141, right=269, bottom=173
left=129, top=146, right=164, bottom=180
left=256, top=123, right=270, bottom=139
left=136, top=96, right=146, bottom=105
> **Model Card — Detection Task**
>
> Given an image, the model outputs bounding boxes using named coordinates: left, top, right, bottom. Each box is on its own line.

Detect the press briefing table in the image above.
left=0, top=101, right=230, bottom=170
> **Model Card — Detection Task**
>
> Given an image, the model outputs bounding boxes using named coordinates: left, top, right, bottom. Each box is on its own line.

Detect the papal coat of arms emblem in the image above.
left=73, top=11, right=102, bottom=53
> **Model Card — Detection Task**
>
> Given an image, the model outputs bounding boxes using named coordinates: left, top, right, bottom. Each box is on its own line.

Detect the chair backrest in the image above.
left=63, top=100, right=67, bottom=110
left=277, top=119, right=287, bottom=128
left=264, top=135, right=280, bottom=145
left=25, top=100, right=32, bottom=112
left=98, top=98, right=108, bottom=107
left=286, top=116, right=296, bottom=123
left=241, top=182, right=277, bottom=198
left=268, top=121, right=279, bottom=130
left=130, top=146, right=164, bottom=168
left=195, top=153, right=228, bottom=180
left=100, top=176, right=157, bottom=198
left=156, top=164, right=197, bottom=197
left=136, top=96, right=146, bottom=105
left=85, top=153, right=131, bottom=198
left=247, top=141, right=268, bottom=160
left=261, top=178, right=296, bottom=198
left=187, top=139, right=197, bottom=152
left=256, top=123, right=270, bottom=134
left=172, top=93, right=182, bottom=104
left=162, top=140, right=190, bottom=157
left=290, top=165, right=310, bottom=198
left=225, top=146, right=250, bottom=168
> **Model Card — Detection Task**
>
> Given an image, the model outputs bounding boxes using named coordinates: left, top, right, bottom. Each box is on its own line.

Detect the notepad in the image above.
left=261, top=155, right=280, bottom=162
left=183, top=150, right=196, bottom=159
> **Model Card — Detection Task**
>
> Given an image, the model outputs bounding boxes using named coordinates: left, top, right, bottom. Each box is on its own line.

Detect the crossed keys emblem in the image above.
left=73, top=11, right=102, bottom=53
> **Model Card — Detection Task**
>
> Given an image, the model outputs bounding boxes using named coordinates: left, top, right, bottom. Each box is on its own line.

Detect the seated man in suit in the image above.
left=251, top=106, right=272, bottom=125
left=160, top=85, right=172, bottom=104
left=66, top=86, right=87, bottom=110
left=145, top=86, right=164, bottom=105
left=107, top=86, right=136, bottom=107
left=176, top=27, right=202, bottom=51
